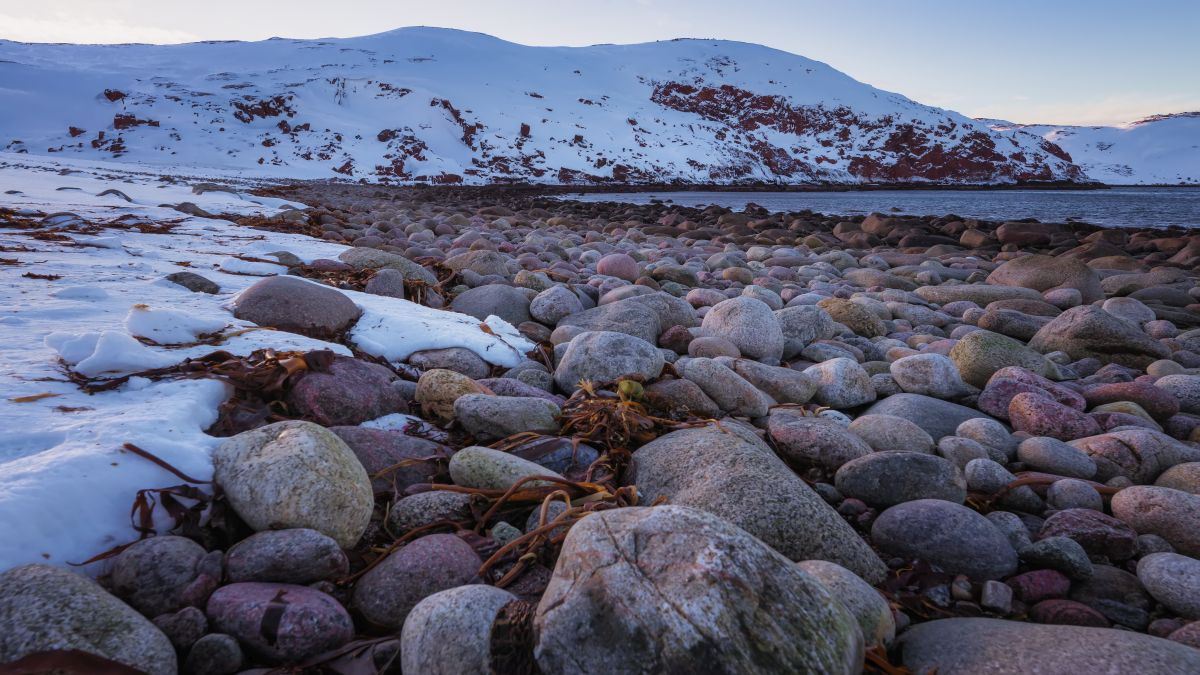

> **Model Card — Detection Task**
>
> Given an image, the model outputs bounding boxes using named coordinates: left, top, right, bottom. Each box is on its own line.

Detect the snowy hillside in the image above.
left=988, top=112, right=1200, bottom=185
left=0, top=27, right=1084, bottom=185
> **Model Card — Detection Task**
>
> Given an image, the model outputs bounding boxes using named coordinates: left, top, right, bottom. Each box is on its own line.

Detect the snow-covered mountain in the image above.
left=0, top=27, right=1091, bottom=184
left=987, top=113, right=1200, bottom=185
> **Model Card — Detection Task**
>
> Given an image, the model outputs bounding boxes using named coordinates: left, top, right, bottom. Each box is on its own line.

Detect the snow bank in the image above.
left=0, top=156, right=531, bottom=571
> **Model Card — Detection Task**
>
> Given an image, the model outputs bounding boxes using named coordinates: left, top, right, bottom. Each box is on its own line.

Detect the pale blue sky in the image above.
left=0, top=0, right=1195, bottom=125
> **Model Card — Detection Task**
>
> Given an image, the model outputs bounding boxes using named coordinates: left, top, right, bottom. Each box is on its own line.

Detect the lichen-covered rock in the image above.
left=224, top=529, right=348, bottom=584
left=797, top=559, right=895, bottom=647
left=449, top=446, right=564, bottom=490
left=818, top=298, right=886, bottom=338
left=534, top=505, right=865, bottom=674
left=630, top=423, right=886, bottom=582
left=835, top=452, right=967, bottom=507
left=453, top=394, right=560, bottom=440
left=401, top=585, right=520, bottom=675
left=0, top=564, right=177, bottom=675
left=553, top=330, right=664, bottom=392
left=1029, top=306, right=1170, bottom=368
left=212, top=420, right=373, bottom=548
left=949, top=329, right=1059, bottom=389
left=768, top=411, right=874, bottom=471
left=847, top=414, right=936, bottom=453
left=107, top=535, right=213, bottom=618
left=415, top=368, right=493, bottom=425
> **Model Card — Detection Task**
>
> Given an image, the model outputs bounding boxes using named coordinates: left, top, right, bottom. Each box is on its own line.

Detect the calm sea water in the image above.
left=563, top=187, right=1200, bottom=230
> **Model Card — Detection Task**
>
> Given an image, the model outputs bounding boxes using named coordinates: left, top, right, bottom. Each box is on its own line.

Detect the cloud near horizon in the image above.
left=0, top=11, right=199, bottom=45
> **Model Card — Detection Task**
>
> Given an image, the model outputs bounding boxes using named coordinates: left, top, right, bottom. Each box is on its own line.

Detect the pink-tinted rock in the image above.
left=978, top=367, right=1086, bottom=420
left=307, top=258, right=353, bottom=273
left=233, top=275, right=360, bottom=339
left=1150, top=617, right=1190, bottom=638
left=1039, top=508, right=1138, bottom=560
left=1083, top=382, right=1181, bottom=422
left=224, top=529, right=348, bottom=585
left=1070, top=428, right=1200, bottom=484
left=108, top=536, right=219, bottom=617
left=658, top=324, right=693, bottom=354
left=1030, top=599, right=1110, bottom=627
left=1168, top=622, right=1200, bottom=649
left=285, top=355, right=408, bottom=427
left=1009, top=392, right=1102, bottom=441
left=330, top=427, right=447, bottom=493
left=688, top=336, right=741, bottom=358
left=596, top=253, right=639, bottom=281
left=352, top=533, right=482, bottom=629
left=205, top=582, right=353, bottom=662
left=1006, top=569, right=1071, bottom=604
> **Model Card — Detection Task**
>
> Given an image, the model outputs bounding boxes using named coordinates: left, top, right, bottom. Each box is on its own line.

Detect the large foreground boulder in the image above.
left=534, top=505, right=864, bottom=674
left=896, top=617, right=1200, bottom=674
left=630, top=424, right=886, bottom=582
left=0, top=564, right=177, bottom=675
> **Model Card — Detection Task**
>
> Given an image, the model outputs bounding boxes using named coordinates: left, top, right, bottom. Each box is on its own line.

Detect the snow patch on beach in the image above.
left=0, top=156, right=530, bottom=571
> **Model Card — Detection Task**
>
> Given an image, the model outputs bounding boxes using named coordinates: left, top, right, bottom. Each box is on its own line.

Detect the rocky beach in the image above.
left=3, top=167, right=1200, bottom=673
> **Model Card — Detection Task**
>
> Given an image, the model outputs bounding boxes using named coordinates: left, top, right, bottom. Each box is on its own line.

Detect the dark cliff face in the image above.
left=649, top=82, right=1082, bottom=184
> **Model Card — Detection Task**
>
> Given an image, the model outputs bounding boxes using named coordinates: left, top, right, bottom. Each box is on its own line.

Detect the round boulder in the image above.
left=835, top=452, right=967, bottom=507
left=233, top=275, right=360, bottom=339
left=553, top=330, right=664, bottom=392
left=871, top=499, right=1018, bottom=580
left=212, top=420, right=373, bottom=549
left=352, top=533, right=482, bottom=630
left=987, top=254, right=1103, bottom=304
left=1138, top=552, right=1200, bottom=619
left=700, top=296, right=785, bottom=363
